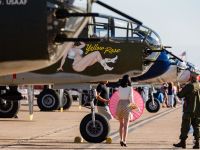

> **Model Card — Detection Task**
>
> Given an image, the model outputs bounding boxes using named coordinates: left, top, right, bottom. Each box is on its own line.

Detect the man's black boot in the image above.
left=173, top=140, right=186, bottom=149
left=193, top=140, right=199, bottom=149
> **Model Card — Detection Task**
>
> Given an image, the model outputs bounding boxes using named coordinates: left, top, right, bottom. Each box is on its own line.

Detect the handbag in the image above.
left=128, top=103, right=138, bottom=110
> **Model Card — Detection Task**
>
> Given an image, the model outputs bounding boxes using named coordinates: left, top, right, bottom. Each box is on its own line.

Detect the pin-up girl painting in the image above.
left=57, top=42, right=118, bottom=72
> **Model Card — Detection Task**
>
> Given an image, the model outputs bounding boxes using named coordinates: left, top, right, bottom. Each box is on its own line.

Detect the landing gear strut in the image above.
left=80, top=89, right=110, bottom=143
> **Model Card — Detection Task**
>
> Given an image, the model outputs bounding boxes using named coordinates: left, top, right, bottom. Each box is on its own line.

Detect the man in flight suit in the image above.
left=173, top=73, right=200, bottom=149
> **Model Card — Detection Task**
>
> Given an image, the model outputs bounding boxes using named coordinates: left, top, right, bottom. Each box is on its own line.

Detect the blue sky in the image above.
left=92, top=0, right=200, bottom=68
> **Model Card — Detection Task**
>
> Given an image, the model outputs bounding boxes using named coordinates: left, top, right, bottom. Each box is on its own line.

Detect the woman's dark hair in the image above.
left=168, top=82, right=173, bottom=90
left=120, top=74, right=131, bottom=87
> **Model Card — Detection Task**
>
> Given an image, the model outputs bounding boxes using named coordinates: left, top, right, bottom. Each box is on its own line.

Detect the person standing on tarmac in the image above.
left=96, top=81, right=113, bottom=120
left=173, top=73, right=200, bottom=149
left=161, top=82, right=168, bottom=107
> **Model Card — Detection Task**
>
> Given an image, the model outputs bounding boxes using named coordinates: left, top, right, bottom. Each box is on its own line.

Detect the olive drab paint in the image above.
left=0, top=0, right=47, bottom=61
left=33, top=42, right=145, bottom=76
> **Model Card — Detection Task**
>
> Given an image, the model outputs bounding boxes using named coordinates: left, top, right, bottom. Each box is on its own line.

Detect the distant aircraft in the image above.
left=0, top=0, right=165, bottom=143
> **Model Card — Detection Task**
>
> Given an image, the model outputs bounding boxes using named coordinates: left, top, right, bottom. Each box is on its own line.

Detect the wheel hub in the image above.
left=0, top=99, right=13, bottom=113
left=86, top=120, right=103, bottom=138
left=41, top=94, right=56, bottom=108
left=149, top=101, right=158, bottom=110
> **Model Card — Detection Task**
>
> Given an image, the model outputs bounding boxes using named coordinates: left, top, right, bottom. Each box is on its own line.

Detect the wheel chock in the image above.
left=106, top=137, right=112, bottom=144
left=74, top=136, right=83, bottom=143
left=60, top=107, right=63, bottom=112
left=29, top=114, right=33, bottom=121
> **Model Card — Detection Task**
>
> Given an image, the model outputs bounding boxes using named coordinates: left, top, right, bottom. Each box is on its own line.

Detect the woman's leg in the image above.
left=73, top=51, right=113, bottom=72
left=168, top=95, right=172, bottom=107
left=164, top=93, right=168, bottom=107
left=168, top=95, right=173, bottom=107
left=73, top=51, right=103, bottom=72
left=171, top=95, right=174, bottom=107
left=119, top=119, right=124, bottom=142
left=123, top=118, right=130, bottom=143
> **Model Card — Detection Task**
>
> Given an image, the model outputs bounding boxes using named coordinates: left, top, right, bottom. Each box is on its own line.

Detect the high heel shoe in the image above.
left=120, top=141, right=124, bottom=146
left=105, top=56, right=118, bottom=63
left=123, top=142, right=127, bottom=147
left=100, top=60, right=113, bottom=71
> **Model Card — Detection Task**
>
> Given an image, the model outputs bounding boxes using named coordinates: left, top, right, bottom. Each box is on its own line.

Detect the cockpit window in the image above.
left=146, top=32, right=161, bottom=48
left=93, top=17, right=110, bottom=38
left=68, top=0, right=87, bottom=11
left=86, top=14, right=162, bottom=50
left=131, top=25, right=161, bottom=49
left=114, top=19, right=128, bottom=37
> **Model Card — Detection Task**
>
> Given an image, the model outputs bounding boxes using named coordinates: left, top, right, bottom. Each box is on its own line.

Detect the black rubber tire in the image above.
left=57, top=92, right=73, bottom=110
left=37, top=89, right=59, bottom=111
left=0, top=99, right=20, bottom=118
left=80, top=113, right=110, bottom=143
left=63, top=92, right=73, bottom=110
left=146, top=98, right=160, bottom=113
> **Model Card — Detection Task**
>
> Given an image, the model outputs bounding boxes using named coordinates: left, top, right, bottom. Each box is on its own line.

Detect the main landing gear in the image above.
left=0, top=85, right=110, bottom=143
left=0, top=86, right=21, bottom=118
left=37, top=88, right=73, bottom=111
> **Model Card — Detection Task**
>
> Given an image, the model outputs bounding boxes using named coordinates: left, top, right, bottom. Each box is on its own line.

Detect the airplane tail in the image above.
left=180, top=51, right=187, bottom=61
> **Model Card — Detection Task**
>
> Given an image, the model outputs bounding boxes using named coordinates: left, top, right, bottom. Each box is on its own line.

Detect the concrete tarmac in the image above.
left=0, top=101, right=195, bottom=150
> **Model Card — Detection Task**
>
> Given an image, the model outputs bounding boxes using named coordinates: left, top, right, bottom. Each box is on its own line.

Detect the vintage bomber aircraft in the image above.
left=0, top=0, right=90, bottom=76
left=0, top=0, right=164, bottom=143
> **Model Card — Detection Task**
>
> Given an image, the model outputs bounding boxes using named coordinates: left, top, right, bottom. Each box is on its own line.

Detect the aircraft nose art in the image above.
left=33, top=42, right=145, bottom=76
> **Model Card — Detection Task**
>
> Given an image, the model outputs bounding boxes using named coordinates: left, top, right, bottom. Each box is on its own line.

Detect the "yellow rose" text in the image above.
left=85, top=44, right=121, bottom=54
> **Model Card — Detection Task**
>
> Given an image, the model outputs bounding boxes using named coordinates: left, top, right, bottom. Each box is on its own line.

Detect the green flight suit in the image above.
left=177, top=81, right=200, bottom=140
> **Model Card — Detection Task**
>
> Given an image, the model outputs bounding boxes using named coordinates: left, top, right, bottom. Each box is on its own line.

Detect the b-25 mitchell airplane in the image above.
left=0, top=0, right=165, bottom=143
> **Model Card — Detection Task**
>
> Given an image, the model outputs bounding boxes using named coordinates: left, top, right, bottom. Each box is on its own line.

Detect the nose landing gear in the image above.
left=79, top=89, right=110, bottom=143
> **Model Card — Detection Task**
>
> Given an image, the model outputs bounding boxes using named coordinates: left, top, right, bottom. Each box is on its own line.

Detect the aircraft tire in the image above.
left=57, top=92, right=73, bottom=110
left=0, top=99, right=20, bottom=118
left=63, top=92, right=73, bottom=110
left=80, top=113, right=110, bottom=143
left=37, top=89, right=59, bottom=111
left=146, top=98, right=160, bottom=113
